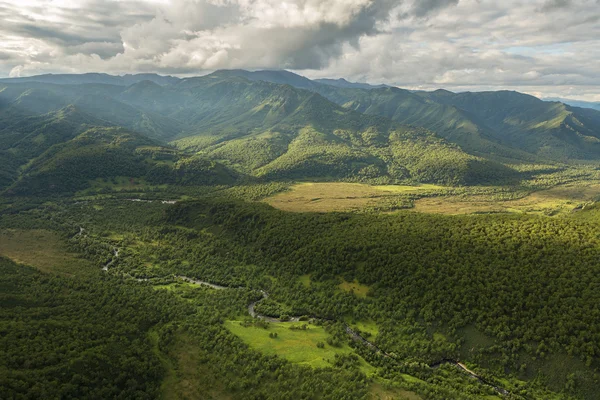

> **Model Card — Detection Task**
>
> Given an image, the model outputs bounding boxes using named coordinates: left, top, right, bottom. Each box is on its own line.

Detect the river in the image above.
left=73, top=227, right=510, bottom=397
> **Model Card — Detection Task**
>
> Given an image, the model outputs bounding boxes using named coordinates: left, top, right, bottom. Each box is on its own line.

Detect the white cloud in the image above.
left=0, top=0, right=599, bottom=100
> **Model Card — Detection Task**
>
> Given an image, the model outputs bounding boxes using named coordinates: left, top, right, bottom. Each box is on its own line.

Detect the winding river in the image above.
left=78, top=227, right=510, bottom=397
left=175, top=276, right=509, bottom=396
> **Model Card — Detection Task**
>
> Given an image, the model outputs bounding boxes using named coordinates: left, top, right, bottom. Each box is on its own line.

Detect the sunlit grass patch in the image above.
left=264, top=182, right=447, bottom=212
left=0, top=229, right=94, bottom=276
left=401, top=374, right=427, bottom=385
left=350, top=320, right=379, bottom=337
left=225, top=320, right=375, bottom=374
left=373, top=183, right=445, bottom=192
left=413, top=183, right=600, bottom=215
left=298, top=274, right=311, bottom=287
left=369, top=382, right=423, bottom=400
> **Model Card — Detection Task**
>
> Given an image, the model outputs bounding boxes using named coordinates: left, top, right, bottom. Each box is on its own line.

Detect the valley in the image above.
left=264, top=181, right=600, bottom=215
left=2, top=70, right=600, bottom=400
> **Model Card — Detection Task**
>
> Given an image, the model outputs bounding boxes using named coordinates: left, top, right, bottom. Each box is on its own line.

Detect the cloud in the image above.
left=0, top=0, right=599, bottom=100
left=409, top=0, right=459, bottom=17
left=538, top=0, right=573, bottom=12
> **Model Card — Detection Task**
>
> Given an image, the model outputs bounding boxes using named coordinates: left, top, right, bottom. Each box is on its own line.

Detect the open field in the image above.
left=264, top=182, right=600, bottom=215
left=413, top=183, right=600, bottom=215
left=0, top=229, right=94, bottom=276
left=339, top=279, right=371, bottom=298
left=369, top=382, right=423, bottom=400
left=263, top=182, right=444, bottom=212
left=225, top=320, right=375, bottom=373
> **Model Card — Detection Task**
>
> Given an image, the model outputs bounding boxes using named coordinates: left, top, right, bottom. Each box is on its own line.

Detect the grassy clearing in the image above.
left=0, top=229, right=94, bottom=276
left=369, top=382, right=423, bottom=400
left=264, top=181, right=600, bottom=215
left=401, top=374, right=427, bottom=385
left=413, top=183, right=600, bottom=215
left=298, top=274, right=311, bottom=287
left=225, top=320, right=375, bottom=374
left=373, top=184, right=444, bottom=192
left=264, top=182, right=445, bottom=212
left=348, top=320, right=379, bottom=337
left=339, top=279, right=370, bottom=298
left=153, top=282, right=199, bottom=292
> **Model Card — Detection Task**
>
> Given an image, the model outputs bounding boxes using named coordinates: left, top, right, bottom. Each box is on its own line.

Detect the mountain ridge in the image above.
left=2, top=69, right=600, bottom=191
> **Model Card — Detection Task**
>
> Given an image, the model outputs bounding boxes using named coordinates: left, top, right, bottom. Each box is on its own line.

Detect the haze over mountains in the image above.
left=1, top=69, right=600, bottom=195
left=543, top=97, right=600, bottom=112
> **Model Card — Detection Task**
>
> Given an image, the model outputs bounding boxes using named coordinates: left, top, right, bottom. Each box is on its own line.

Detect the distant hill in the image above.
left=207, top=69, right=319, bottom=90
left=3, top=70, right=600, bottom=189
left=167, top=73, right=515, bottom=185
left=543, top=97, right=600, bottom=112
left=208, top=69, right=600, bottom=162
left=0, top=72, right=516, bottom=187
left=309, top=86, right=536, bottom=162
left=311, top=86, right=600, bottom=162
left=314, top=78, right=389, bottom=90
left=0, top=73, right=180, bottom=87
left=421, top=90, right=600, bottom=161
left=0, top=81, right=186, bottom=141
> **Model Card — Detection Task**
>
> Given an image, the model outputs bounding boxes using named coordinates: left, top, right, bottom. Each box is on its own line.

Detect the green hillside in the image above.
left=0, top=82, right=185, bottom=141
left=318, top=86, right=600, bottom=162
left=6, top=127, right=161, bottom=195
left=422, top=90, right=600, bottom=161
left=209, top=69, right=600, bottom=163
left=4, top=126, right=239, bottom=196
left=3, top=71, right=600, bottom=188
left=168, top=76, right=515, bottom=185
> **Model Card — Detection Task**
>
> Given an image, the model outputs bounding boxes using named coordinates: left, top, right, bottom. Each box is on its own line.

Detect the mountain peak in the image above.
left=210, top=69, right=317, bottom=89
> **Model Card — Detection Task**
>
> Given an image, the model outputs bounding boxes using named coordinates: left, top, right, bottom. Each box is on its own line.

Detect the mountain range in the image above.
left=543, top=97, right=600, bottom=112
left=1, top=69, right=599, bottom=195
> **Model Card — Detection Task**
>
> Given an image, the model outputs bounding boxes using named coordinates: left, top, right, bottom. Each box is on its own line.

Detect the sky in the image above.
left=1, top=0, right=599, bottom=101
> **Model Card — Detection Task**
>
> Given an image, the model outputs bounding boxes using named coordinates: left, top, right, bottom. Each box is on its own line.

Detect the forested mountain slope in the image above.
left=4, top=70, right=600, bottom=187
left=167, top=74, right=515, bottom=184
left=213, top=69, right=600, bottom=163
left=421, top=90, right=600, bottom=160
left=0, top=74, right=517, bottom=186
left=0, top=82, right=185, bottom=140
left=2, top=122, right=239, bottom=195
left=313, top=85, right=536, bottom=162
left=6, top=127, right=167, bottom=195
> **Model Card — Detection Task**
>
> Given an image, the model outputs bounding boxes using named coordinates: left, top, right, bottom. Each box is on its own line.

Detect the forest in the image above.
left=2, top=70, right=600, bottom=399
left=2, top=184, right=600, bottom=399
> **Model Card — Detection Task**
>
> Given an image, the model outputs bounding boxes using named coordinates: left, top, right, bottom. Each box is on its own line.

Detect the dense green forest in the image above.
left=2, top=191, right=600, bottom=399
left=2, top=71, right=600, bottom=399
